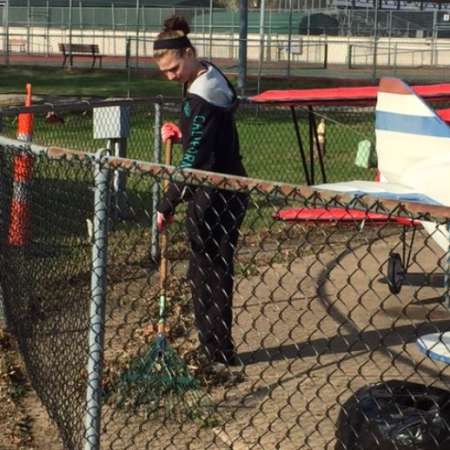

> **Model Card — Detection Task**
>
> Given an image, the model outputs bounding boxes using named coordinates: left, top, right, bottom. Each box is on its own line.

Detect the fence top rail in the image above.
left=0, top=96, right=181, bottom=115
left=1, top=134, right=450, bottom=221
left=351, top=44, right=450, bottom=50
left=5, top=83, right=450, bottom=115
left=0, top=92, right=380, bottom=116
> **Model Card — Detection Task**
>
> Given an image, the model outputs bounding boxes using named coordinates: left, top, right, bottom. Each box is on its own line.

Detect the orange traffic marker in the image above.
left=9, top=84, right=34, bottom=246
left=16, top=83, right=33, bottom=142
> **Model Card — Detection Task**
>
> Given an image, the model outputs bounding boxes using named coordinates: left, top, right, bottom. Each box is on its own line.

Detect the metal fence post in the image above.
left=108, top=138, right=128, bottom=220
left=447, top=222, right=450, bottom=309
left=83, top=150, right=110, bottom=450
left=202, top=7, right=206, bottom=56
left=125, top=36, right=130, bottom=68
left=209, top=0, right=213, bottom=59
left=3, top=0, right=10, bottom=66
left=46, top=0, right=50, bottom=56
left=69, top=0, right=73, bottom=67
left=238, top=0, right=248, bottom=95
left=93, top=103, right=129, bottom=222
left=393, top=42, right=398, bottom=76
left=257, top=0, right=266, bottom=94
left=372, top=3, right=379, bottom=81
left=80, top=0, right=84, bottom=31
left=287, top=0, right=293, bottom=79
left=135, top=0, right=140, bottom=43
left=348, top=6, right=352, bottom=36
left=26, top=0, right=31, bottom=54
left=0, top=285, right=3, bottom=323
left=431, top=10, right=437, bottom=66
left=0, top=108, right=3, bottom=323
left=151, top=100, right=162, bottom=263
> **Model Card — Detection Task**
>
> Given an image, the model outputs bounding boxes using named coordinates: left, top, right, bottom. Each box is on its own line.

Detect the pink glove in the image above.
left=161, top=122, right=182, bottom=144
left=157, top=211, right=174, bottom=232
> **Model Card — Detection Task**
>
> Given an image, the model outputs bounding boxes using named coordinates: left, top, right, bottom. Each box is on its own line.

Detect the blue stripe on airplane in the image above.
left=376, top=111, right=450, bottom=138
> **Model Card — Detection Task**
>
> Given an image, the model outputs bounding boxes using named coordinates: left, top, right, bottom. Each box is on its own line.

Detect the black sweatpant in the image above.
left=186, top=188, right=248, bottom=364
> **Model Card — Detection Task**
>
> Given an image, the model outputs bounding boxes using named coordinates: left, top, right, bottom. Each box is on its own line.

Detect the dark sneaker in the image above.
left=206, top=356, right=245, bottom=384
left=213, top=352, right=242, bottom=367
left=224, top=354, right=242, bottom=367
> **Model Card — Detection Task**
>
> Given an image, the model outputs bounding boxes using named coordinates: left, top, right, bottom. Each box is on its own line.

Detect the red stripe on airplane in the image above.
left=274, top=207, right=418, bottom=226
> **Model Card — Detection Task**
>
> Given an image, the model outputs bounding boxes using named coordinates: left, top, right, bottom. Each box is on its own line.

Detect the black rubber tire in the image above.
left=387, top=252, right=404, bottom=294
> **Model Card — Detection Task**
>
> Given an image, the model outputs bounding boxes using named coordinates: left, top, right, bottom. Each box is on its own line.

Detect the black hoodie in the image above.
left=157, top=61, right=246, bottom=216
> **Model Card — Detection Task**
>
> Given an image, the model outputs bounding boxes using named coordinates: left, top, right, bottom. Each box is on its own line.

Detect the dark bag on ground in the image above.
left=335, top=379, right=450, bottom=450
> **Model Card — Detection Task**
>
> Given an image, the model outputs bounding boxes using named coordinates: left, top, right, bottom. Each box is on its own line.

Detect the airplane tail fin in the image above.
left=376, top=78, right=450, bottom=184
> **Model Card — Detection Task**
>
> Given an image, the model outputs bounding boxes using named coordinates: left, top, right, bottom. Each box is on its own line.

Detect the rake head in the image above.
left=113, top=334, right=218, bottom=426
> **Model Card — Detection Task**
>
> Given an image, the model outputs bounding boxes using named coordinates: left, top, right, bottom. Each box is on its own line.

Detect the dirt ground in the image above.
left=217, top=229, right=450, bottom=450
left=0, top=326, right=61, bottom=450
left=2, top=224, right=450, bottom=450
left=95, top=225, right=450, bottom=450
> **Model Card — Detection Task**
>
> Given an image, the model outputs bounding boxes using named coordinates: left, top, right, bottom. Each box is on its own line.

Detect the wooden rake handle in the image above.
left=159, top=138, right=173, bottom=294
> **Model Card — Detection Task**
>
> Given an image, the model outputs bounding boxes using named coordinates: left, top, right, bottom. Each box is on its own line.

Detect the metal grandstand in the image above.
left=6, top=0, right=211, bottom=6
left=333, top=0, right=450, bottom=10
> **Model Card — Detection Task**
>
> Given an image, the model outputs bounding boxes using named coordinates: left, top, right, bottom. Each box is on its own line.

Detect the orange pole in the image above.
left=24, top=83, right=32, bottom=107
left=16, top=83, right=33, bottom=142
left=8, top=84, right=34, bottom=246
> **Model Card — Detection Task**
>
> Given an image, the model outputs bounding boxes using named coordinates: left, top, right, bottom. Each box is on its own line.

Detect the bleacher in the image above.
left=334, top=0, right=449, bottom=10
left=332, top=2, right=447, bottom=38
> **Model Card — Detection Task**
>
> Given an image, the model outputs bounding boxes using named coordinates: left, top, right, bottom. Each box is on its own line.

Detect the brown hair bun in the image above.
left=163, top=15, right=190, bottom=35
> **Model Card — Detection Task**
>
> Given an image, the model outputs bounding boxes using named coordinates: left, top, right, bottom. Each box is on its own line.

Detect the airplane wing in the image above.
left=274, top=206, right=418, bottom=226
left=313, top=180, right=440, bottom=205
left=275, top=178, right=448, bottom=249
left=273, top=180, right=425, bottom=226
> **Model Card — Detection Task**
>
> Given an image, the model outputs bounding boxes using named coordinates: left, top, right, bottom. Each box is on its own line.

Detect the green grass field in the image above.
left=0, top=65, right=180, bottom=98
left=3, top=107, right=373, bottom=185
left=0, top=65, right=364, bottom=98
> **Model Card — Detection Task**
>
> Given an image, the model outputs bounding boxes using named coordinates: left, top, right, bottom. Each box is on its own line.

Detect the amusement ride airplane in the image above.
left=278, top=77, right=450, bottom=295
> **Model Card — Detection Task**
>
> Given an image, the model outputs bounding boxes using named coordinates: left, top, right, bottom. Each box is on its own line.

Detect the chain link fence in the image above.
left=3, top=93, right=450, bottom=190
left=0, top=97, right=376, bottom=186
left=0, top=3, right=447, bottom=39
left=2, top=2, right=450, bottom=83
left=3, top=94, right=449, bottom=185
left=2, top=100, right=450, bottom=449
